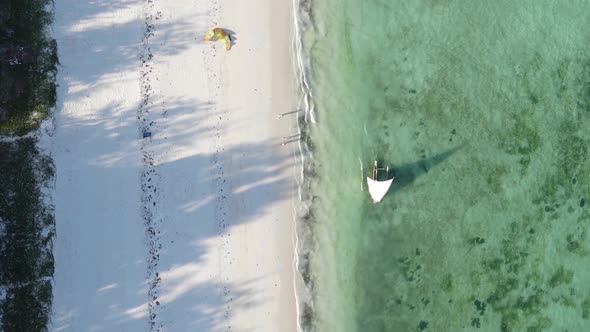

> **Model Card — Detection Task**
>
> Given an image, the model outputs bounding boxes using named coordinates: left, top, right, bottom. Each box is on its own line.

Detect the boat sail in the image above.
left=366, top=161, right=394, bottom=203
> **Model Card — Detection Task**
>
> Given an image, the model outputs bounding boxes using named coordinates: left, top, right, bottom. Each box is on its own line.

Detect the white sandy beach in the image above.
left=50, top=0, right=299, bottom=331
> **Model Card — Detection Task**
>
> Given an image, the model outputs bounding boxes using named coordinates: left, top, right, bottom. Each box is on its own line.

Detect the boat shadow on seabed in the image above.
left=388, top=144, right=464, bottom=197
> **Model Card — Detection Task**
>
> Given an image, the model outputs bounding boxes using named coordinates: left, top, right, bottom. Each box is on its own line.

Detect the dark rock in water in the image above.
left=581, top=197, right=585, bottom=208
left=416, top=248, right=421, bottom=256
left=468, top=237, right=485, bottom=245
left=409, top=89, right=417, bottom=94
left=417, top=320, right=428, bottom=331
left=572, top=177, right=577, bottom=185
left=451, top=129, right=456, bottom=135
left=474, top=299, right=486, bottom=315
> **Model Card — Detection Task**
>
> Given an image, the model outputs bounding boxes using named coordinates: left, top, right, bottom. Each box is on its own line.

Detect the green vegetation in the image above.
left=0, top=0, right=57, bottom=330
left=0, top=0, right=58, bottom=136
left=0, top=140, right=55, bottom=331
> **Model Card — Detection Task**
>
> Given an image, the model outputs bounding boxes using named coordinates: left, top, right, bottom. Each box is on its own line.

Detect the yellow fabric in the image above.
left=205, top=28, right=231, bottom=50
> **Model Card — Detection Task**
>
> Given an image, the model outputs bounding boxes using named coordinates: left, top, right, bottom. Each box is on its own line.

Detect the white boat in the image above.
left=366, top=161, right=394, bottom=203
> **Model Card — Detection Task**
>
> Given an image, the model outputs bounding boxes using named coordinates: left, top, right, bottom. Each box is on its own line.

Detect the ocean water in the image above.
left=298, top=1, right=590, bottom=331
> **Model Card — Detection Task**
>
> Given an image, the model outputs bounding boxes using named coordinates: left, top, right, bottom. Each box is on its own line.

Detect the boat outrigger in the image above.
left=363, top=161, right=394, bottom=203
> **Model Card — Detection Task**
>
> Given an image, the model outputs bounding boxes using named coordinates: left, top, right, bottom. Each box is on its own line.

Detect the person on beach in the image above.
left=205, top=28, right=232, bottom=50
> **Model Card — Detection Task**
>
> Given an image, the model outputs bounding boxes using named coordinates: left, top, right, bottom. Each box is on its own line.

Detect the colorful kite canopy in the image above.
left=205, top=28, right=231, bottom=50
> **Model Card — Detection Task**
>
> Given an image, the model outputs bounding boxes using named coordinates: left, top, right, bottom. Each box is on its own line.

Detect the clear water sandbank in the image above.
left=297, top=1, right=590, bottom=331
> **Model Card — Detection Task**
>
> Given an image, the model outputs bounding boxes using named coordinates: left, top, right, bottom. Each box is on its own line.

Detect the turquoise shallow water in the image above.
left=300, top=1, right=590, bottom=331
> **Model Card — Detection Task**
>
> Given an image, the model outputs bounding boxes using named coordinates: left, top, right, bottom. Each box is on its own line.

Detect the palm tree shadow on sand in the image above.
left=387, top=144, right=464, bottom=196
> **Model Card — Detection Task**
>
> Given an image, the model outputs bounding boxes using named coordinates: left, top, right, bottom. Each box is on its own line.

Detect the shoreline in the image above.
left=219, top=0, right=300, bottom=330
left=291, top=0, right=318, bottom=330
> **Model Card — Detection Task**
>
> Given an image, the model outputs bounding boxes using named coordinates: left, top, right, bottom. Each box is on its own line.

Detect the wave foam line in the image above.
left=291, top=0, right=318, bottom=331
